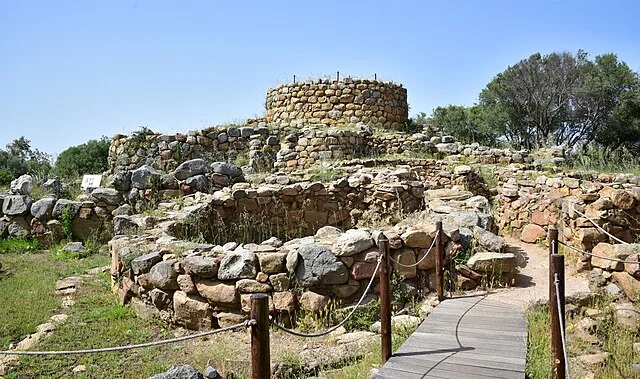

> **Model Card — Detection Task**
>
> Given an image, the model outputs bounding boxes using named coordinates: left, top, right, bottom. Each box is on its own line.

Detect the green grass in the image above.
left=0, top=237, right=42, bottom=254
left=525, top=305, right=552, bottom=379
left=0, top=251, right=109, bottom=349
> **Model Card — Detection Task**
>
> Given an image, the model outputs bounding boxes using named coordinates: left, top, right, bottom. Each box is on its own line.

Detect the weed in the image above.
left=525, top=305, right=552, bottom=379
left=0, top=237, right=42, bottom=254
left=60, top=204, right=74, bottom=240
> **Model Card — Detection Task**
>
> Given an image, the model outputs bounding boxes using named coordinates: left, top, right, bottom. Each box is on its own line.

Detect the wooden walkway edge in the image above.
left=375, top=296, right=528, bottom=379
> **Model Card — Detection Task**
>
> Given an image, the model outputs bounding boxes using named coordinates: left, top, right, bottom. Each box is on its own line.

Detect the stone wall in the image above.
left=265, top=78, right=408, bottom=129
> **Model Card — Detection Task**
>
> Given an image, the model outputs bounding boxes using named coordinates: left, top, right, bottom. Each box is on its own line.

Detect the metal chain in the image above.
left=558, top=241, right=633, bottom=264
left=391, top=230, right=440, bottom=268
left=270, top=256, right=382, bottom=338
left=0, top=320, right=254, bottom=356
left=554, top=273, right=572, bottom=379
left=571, top=203, right=629, bottom=245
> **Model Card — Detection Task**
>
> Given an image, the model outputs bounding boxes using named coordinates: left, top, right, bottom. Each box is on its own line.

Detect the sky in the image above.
left=1, top=0, right=639, bottom=158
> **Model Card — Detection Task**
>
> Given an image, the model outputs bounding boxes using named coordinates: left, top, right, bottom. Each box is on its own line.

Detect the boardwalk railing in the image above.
left=1, top=223, right=447, bottom=378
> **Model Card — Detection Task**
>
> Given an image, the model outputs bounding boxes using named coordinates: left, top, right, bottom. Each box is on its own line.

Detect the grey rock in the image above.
left=227, top=127, right=240, bottom=137
left=91, top=187, right=122, bottom=206
left=110, top=171, right=131, bottom=192
left=41, top=179, right=62, bottom=197
left=131, top=251, right=163, bottom=275
left=112, top=204, right=133, bottom=216
left=174, top=159, right=207, bottom=181
left=442, top=135, right=455, bottom=143
left=217, top=133, right=228, bottom=143
left=161, top=174, right=179, bottom=189
left=118, top=247, right=145, bottom=269
left=218, top=250, right=259, bottom=280
left=2, top=195, right=32, bottom=216
left=30, top=197, right=56, bottom=220
left=131, top=165, right=162, bottom=190
left=183, top=256, right=218, bottom=278
left=467, top=252, right=517, bottom=273
left=0, top=218, right=8, bottom=238
left=52, top=199, right=81, bottom=218
left=333, top=229, right=374, bottom=256
left=62, top=242, right=85, bottom=254
left=150, top=288, right=171, bottom=309
left=9, top=174, right=33, bottom=195
left=113, top=215, right=140, bottom=235
left=185, top=175, right=209, bottom=192
left=8, top=217, right=30, bottom=237
left=295, top=243, right=349, bottom=287
left=266, top=136, right=279, bottom=146
left=149, top=261, right=179, bottom=290
left=240, top=127, right=254, bottom=137
left=204, top=366, right=224, bottom=379
left=473, top=226, right=505, bottom=252
left=211, top=162, right=243, bottom=178
left=150, top=365, right=204, bottom=379
left=269, top=273, right=290, bottom=291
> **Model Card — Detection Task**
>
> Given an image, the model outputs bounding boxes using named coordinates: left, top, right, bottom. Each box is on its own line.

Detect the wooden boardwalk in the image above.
left=375, top=296, right=527, bottom=379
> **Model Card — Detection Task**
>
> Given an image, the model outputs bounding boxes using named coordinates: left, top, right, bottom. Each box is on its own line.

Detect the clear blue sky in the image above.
left=1, top=0, right=638, bottom=157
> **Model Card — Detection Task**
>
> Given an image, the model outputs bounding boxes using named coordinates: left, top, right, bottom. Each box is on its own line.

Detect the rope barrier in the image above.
left=391, top=231, right=439, bottom=268
left=554, top=273, right=572, bottom=379
left=270, top=256, right=383, bottom=338
left=0, top=320, right=255, bottom=356
left=558, top=241, right=633, bottom=264
left=571, top=203, right=629, bottom=245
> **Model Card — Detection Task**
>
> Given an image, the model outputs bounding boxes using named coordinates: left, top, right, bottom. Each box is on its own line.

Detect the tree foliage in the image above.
left=428, top=105, right=504, bottom=146
left=53, top=137, right=110, bottom=179
left=0, top=137, right=51, bottom=185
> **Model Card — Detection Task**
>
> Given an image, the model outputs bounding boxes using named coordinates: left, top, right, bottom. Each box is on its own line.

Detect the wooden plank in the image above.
left=424, top=314, right=527, bottom=327
left=392, top=344, right=526, bottom=366
left=416, top=322, right=528, bottom=337
left=408, top=331, right=528, bottom=352
left=399, top=337, right=526, bottom=358
left=381, top=359, right=525, bottom=378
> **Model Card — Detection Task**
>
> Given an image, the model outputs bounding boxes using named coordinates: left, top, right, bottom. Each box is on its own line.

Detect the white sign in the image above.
left=81, top=175, right=102, bottom=190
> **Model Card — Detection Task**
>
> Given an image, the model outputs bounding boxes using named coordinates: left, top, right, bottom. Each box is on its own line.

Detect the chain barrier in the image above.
left=0, top=320, right=255, bottom=356
left=391, top=231, right=439, bottom=268
left=571, top=203, right=629, bottom=245
left=558, top=241, right=632, bottom=264
left=554, top=273, right=572, bottom=379
left=270, top=256, right=383, bottom=338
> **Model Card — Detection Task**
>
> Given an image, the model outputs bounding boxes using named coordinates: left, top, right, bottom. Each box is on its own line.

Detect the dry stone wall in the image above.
left=265, top=78, right=408, bottom=129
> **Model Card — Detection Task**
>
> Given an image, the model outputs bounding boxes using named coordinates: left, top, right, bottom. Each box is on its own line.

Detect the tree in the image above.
left=428, top=105, right=503, bottom=146
left=0, top=137, right=51, bottom=184
left=54, top=137, right=110, bottom=179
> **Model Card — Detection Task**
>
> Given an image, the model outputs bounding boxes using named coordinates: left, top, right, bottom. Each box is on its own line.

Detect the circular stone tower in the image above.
left=265, top=77, right=408, bottom=129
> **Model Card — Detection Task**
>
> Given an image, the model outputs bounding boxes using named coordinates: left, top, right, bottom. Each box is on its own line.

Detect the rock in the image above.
left=615, top=303, right=640, bottom=330
left=592, top=243, right=639, bottom=270
left=62, top=242, right=85, bottom=254
left=41, top=178, right=62, bottom=197
left=576, top=353, right=610, bottom=370
left=2, top=195, right=32, bottom=216
left=150, top=364, right=205, bottom=379
left=185, top=175, right=209, bottom=193
left=109, top=171, right=131, bottom=192
left=72, top=365, right=87, bottom=374
left=174, top=159, right=207, bottom=180
left=473, top=226, right=505, bottom=252
left=30, top=197, right=56, bottom=220
left=131, top=165, right=162, bottom=190
left=9, top=174, right=33, bottom=195
left=91, top=187, right=122, bottom=206
left=272, top=291, right=296, bottom=312
left=454, top=165, right=472, bottom=175
left=612, top=271, right=640, bottom=301
left=113, top=215, right=140, bottom=235
left=626, top=254, right=640, bottom=277
left=8, top=217, right=30, bottom=237
left=215, top=311, right=246, bottom=327
left=295, top=243, right=349, bottom=286
left=195, top=279, right=239, bottom=306
left=131, top=251, right=162, bottom=275
left=315, top=225, right=343, bottom=241
left=236, top=279, right=272, bottom=293
left=605, top=283, right=624, bottom=299
left=183, top=256, right=218, bottom=278
left=393, top=249, right=417, bottom=279
left=204, top=366, right=224, bottom=379
left=467, top=252, right=517, bottom=273
left=218, top=250, right=259, bottom=280
left=351, top=261, right=377, bottom=280
left=52, top=199, right=81, bottom=218
left=610, top=189, right=635, bottom=210
left=520, top=224, right=546, bottom=244
left=299, top=291, right=329, bottom=312
left=149, top=261, right=179, bottom=290
left=261, top=237, right=283, bottom=248
left=335, top=331, right=376, bottom=345
left=401, top=229, right=432, bottom=248
left=256, top=252, right=287, bottom=274
left=149, top=288, right=171, bottom=309
left=391, top=315, right=421, bottom=332
left=334, top=229, right=374, bottom=256
left=269, top=273, right=290, bottom=291
left=211, top=162, right=243, bottom=177
left=112, top=204, right=133, bottom=216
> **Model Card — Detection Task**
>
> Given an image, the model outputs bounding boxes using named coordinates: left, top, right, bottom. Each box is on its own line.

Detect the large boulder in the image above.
left=591, top=243, right=639, bottom=271
left=183, top=256, right=218, bottom=279
left=520, top=224, right=546, bottom=244
left=211, top=162, right=243, bottom=178
left=2, top=195, right=32, bottom=216
left=256, top=252, right=287, bottom=274
left=401, top=229, right=432, bottom=248
left=131, top=251, right=163, bottom=275
left=52, top=199, right=81, bottom=218
left=113, top=215, right=140, bottom=235
left=41, top=179, right=62, bottom=197
left=218, top=249, right=259, bottom=280
left=109, top=171, right=131, bottom=192
left=7, top=217, right=30, bottom=237
left=185, top=175, right=209, bottom=193
left=30, top=197, right=56, bottom=220
left=473, top=226, right=505, bottom=252
left=131, top=165, right=162, bottom=190
left=172, top=291, right=212, bottom=331
left=610, top=189, right=635, bottom=210
left=333, top=229, right=374, bottom=256
left=194, top=279, right=238, bottom=306
left=174, top=159, right=207, bottom=181
left=295, top=243, right=349, bottom=286
left=612, top=272, right=640, bottom=301
left=467, top=252, right=517, bottom=273
left=91, top=187, right=122, bottom=206
left=9, top=174, right=33, bottom=195
left=149, top=261, right=179, bottom=290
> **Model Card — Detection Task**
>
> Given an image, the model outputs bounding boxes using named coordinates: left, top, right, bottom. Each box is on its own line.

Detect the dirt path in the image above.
left=481, top=237, right=591, bottom=309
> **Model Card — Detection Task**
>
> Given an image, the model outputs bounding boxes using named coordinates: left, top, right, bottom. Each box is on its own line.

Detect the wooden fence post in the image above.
left=251, top=293, right=270, bottom=379
left=436, top=221, right=444, bottom=301
left=379, top=234, right=392, bottom=363
left=548, top=227, right=566, bottom=379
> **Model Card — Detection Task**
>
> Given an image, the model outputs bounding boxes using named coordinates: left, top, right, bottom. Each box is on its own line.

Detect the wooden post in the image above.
left=374, top=73, right=377, bottom=81
left=548, top=227, right=565, bottom=379
left=378, top=234, right=392, bottom=363
left=435, top=221, right=444, bottom=301
left=293, top=75, right=296, bottom=84
left=251, top=293, right=270, bottom=379
left=337, top=71, right=340, bottom=82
